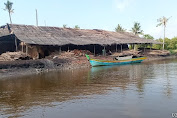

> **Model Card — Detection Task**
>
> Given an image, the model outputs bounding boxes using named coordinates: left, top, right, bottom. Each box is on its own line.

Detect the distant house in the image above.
left=0, top=24, right=161, bottom=58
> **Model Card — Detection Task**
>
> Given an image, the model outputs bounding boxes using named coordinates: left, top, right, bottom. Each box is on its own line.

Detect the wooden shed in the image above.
left=0, top=24, right=162, bottom=58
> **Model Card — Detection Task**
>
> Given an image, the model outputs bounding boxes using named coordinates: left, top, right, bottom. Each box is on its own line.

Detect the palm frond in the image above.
left=156, top=23, right=163, bottom=27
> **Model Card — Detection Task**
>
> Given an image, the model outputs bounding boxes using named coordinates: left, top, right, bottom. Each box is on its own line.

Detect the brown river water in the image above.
left=0, top=59, right=177, bottom=118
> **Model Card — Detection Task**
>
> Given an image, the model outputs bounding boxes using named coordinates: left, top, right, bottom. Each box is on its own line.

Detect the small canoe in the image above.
left=115, top=55, right=133, bottom=60
left=86, top=54, right=147, bottom=67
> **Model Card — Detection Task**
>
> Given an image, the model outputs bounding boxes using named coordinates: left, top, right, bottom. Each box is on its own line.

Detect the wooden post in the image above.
left=134, top=44, right=136, bottom=51
left=94, top=45, right=95, bottom=56
left=104, top=46, right=106, bottom=56
left=68, top=46, right=69, bottom=52
left=15, top=36, right=18, bottom=51
left=22, top=42, right=24, bottom=52
left=121, top=44, right=123, bottom=53
left=150, top=43, right=152, bottom=51
left=144, top=44, right=146, bottom=53
left=26, top=44, right=28, bottom=56
left=116, top=44, right=117, bottom=52
left=58, top=46, right=60, bottom=54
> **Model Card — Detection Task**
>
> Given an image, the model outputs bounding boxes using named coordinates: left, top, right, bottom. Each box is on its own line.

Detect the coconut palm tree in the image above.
left=115, top=24, right=126, bottom=32
left=74, top=25, right=80, bottom=29
left=131, top=22, right=143, bottom=50
left=4, top=0, right=14, bottom=24
left=156, top=16, right=171, bottom=50
left=131, top=22, right=143, bottom=36
left=63, top=24, right=67, bottom=28
left=143, top=34, right=154, bottom=40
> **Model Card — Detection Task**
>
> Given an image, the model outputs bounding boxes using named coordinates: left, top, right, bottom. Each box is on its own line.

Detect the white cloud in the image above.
left=114, top=0, right=134, bottom=11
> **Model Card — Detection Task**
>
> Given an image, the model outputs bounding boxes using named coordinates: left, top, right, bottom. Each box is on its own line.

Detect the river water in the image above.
left=0, top=59, right=177, bottom=118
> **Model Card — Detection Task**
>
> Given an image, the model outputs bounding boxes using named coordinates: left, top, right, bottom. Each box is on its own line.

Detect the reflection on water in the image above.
left=0, top=59, right=177, bottom=118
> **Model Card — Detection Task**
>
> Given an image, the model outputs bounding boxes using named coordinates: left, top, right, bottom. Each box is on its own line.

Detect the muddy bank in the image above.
left=0, top=55, right=90, bottom=79
left=143, top=55, right=177, bottom=62
left=0, top=54, right=176, bottom=79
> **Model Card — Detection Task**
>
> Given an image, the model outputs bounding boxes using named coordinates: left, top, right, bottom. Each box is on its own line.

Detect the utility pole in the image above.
left=44, top=20, right=46, bottom=26
left=36, top=9, right=38, bottom=26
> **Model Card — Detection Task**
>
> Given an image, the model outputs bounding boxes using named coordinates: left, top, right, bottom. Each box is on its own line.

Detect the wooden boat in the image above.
left=115, top=55, right=133, bottom=60
left=85, top=54, right=147, bottom=67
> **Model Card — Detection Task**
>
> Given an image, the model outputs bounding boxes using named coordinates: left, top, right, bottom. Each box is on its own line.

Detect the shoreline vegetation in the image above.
left=0, top=49, right=176, bottom=79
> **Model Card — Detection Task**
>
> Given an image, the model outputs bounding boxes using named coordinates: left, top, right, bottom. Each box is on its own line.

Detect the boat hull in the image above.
left=89, top=57, right=146, bottom=67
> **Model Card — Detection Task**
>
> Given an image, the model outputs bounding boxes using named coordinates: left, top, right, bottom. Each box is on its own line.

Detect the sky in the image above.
left=0, top=0, right=177, bottom=39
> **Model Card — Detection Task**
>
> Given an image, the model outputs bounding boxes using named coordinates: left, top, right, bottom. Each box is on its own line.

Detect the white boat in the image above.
left=115, top=55, right=133, bottom=60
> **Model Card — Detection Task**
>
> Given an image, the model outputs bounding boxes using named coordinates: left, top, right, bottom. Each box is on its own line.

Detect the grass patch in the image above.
left=169, top=49, right=177, bottom=55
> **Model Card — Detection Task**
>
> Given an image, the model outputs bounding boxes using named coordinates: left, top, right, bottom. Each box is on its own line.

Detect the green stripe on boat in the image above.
left=85, top=54, right=90, bottom=60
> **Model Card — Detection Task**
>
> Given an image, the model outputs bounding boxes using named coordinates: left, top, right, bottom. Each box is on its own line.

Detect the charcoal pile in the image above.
left=49, top=50, right=92, bottom=59
left=0, top=52, right=31, bottom=61
left=111, top=50, right=141, bottom=57
left=72, top=49, right=92, bottom=56
left=147, top=50, right=170, bottom=56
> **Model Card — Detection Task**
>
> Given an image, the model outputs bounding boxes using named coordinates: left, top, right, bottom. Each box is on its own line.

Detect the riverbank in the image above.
left=0, top=54, right=91, bottom=79
left=0, top=51, right=176, bottom=79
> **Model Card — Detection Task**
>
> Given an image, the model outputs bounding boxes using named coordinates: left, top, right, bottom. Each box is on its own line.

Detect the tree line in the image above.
left=115, top=16, right=173, bottom=51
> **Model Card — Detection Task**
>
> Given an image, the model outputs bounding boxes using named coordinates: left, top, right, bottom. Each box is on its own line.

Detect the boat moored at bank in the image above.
left=86, top=54, right=147, bottom=67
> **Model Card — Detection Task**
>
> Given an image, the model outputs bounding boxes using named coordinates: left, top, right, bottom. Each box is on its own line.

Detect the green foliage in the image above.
left=144, top=34, right=154, bottom=39
left=115, top=24, right=126, bottom=32
left=131, top=22, right=143, bottom=35
left=136, top=34, right=154, bottom=49
left=74, top=25, right=80, bottom=29
left=4, top=0, right=14, bottom=24
left=169, top=50, right=177, bottom=55
left=152, top=38, right=163, bottom=50
left=152, top=37, right=177, bottom=50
